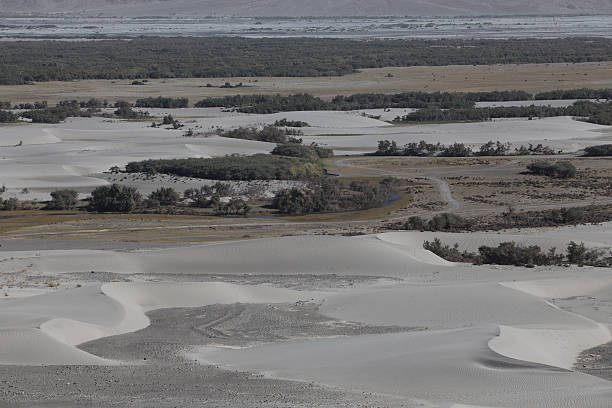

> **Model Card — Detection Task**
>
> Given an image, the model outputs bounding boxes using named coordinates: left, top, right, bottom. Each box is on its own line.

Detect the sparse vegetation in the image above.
left=424, top=239, right=610, bottom=267
left=273, top=178, right=400, bottom=215
left=526, top=161, right=577, bottom=178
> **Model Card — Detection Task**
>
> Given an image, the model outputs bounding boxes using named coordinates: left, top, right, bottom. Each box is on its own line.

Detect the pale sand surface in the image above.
left=0, top=112, right=610, bottom=200
left=1, top=225, right=611, bottom=406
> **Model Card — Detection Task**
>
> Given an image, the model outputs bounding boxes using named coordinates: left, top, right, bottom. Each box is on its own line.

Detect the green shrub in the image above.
left=47, top=189, right=78, bottom=210
left=125, top=154, right=324, bottom=181
left=89, top=184, right=142, bottom=213
left=583, top=144, right=612, bottom=157
left=148, top=187, right=179, bottom=206
left=526, top=161, right=576, bottom=178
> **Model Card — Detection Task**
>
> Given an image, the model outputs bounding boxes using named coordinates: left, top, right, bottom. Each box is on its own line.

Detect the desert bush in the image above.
left=583, top=144, right=612, bottom=157
left=47, top=189, right=78, bottom=210
left=526, top=161, right=576, bottom=178
left=147, top=187, right=179, bottom=206
left=88, top=184, right=142, bottom=213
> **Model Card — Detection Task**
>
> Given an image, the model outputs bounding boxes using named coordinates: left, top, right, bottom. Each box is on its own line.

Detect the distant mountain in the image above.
left=1, top=0, right=612, bottom=17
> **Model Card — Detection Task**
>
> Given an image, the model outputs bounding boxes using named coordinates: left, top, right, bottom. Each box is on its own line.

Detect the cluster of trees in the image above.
left=46, top=190, right=79, bottom=210
left=394, top=101, right=612, bottom=125
left=0, top=110, right=18, bottom=123
left=151, top=114, right=182, bottom=129
left=219, top=125, right=303, bottom=144
left=424, top=238, right=610, bottom=267
left=124, top=154, right=324, bottom=181
left=135, top=97, right=189, bottom=108
left=584, top=144, right=612, bottom=156
left=274, top=119, right=310, bottom=127
left=395, top=205, right=612, bottom=233
left=20, top=105, right=90, bottom=123
left=271, top=142, right=333, bottom=159
left=535, top=88, right=612, bottom=100
left=113, top=102, right=149, bottom=119
left=0, top=101, right=10, bottom=109
left=85, top=184, right=251, bottom=215
left=372, top=140, right=514, bottom=157
left=196, top=90, right=536, bottom=114
left=402, top=213, right=472, bottom=232
left=2, top=37, right=611, bottom=85
left=526, top=161, right=577, bottom=178
left=273, top=178, right=399, bottom=215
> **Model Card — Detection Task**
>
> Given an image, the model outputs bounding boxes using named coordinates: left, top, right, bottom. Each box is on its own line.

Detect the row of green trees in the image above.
left=195, top=90, right=536, bottom=113
left=394, top=101, right=612, bottom=125
left=424, top=238, right=610, bottom=267
left=124, top=154, right=324, bottom=181
left=135, top=97, right=189, bottom=108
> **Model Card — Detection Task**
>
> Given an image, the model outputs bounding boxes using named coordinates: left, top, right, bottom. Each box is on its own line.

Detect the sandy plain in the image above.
left=1, top=62, right=612, bottom=105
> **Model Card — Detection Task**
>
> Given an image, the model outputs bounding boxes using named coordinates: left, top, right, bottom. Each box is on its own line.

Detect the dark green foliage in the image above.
left=423, top=238, right=479, bottom=263
left=1, top=197, right=20, bottom=211
left=478, top=141, right=511, bottom=156
left=535, top=88, right=612, bottom=100
left=135, top=97, right=188, bottom=108
left=566, top=241, right=603, bottom=265
left=148, top=187, right=179, bottom=206
left=215, top=198, right=251, bottom=216
left=274, top=119, right=310, bottom=127
left=114, top=102, right=149, bottom=119
left=14, top=101, right=47, bottom=109
left=526, top=161, right=577, bottom=178
left=0, top=101, right=11, bottom=109
left=88, top=184, right=142, bottom=213
left=220, top=126, right=302, bottom=144
left=424, top=238, right=610, bottom=267
left=46, top=189, right=78, bottom=210
left=0, top=110, right=18, bottom=122
left=21, top=105, right=87, bottom=123
left=439, top=143, right=473, bottom=157
left=478, top=242, right=551, bottom=266
left=125, top=154, right=324, bottom=181
left=196, top=90, right=535, bottom=114
left=272, top=178, right=399, bottom=215
left=394, top=101, right=612, bottom=124
left=2, top=37, right=610, bottom=85
left=396, top=205, right=612, bottom=232
left=584, top=144, right=612, bottom=156
left=184, top=182, right=234, bottom=208
left=402, top=213, right=471, bottom=231
left=271, top=143, right=333, bottom=159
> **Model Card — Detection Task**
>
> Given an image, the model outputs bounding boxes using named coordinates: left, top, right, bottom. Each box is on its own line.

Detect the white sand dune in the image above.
left=1, top=229, right=611, bottom=406
left=192, top=328, right=612, bottom=407
left=0, top=282, right=307, bottom=365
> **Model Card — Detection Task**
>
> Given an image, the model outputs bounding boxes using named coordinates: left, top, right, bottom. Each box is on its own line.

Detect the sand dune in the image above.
left=1, top=228, right=611, bottom=406
left=0, top=282, right=307, bottom=365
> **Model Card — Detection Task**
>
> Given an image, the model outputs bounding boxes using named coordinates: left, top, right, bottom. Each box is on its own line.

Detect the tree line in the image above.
left=124, top=154, right=324, bottom=181
left=2, top=37, right=611, bottom=85
left=394, top=101, right=612, bottom=125
left=423, top=238, right=610, bottom=268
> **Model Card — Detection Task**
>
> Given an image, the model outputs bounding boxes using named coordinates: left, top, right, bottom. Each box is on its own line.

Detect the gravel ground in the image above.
left=0, top=301, right=418, bottom=408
